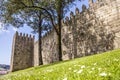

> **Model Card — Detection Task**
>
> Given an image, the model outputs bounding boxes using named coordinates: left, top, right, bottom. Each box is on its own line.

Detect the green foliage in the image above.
left=1, top=0, right=53, bottom=31
left=0, top=0, right=83, bottom=31
left=1, top=49, right=120, bottom=80
left=0, top=0, right=78, bottom=29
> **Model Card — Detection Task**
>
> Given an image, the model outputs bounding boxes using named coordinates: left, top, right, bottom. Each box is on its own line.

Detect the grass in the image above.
left=0, top=49, right=120, bottom=80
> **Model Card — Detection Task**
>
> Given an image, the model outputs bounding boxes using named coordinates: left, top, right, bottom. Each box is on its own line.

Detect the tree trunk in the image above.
left=57, top=0, right=63, bottom=61
left=38, top=16, right=43, bottom=65
left=58, top=19, right=62, bottom=61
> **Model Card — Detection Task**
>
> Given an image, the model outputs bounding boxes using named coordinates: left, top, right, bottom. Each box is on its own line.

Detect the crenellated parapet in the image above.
left=15, top=32, right=34, bottom=42
left=41, top=28, right=56, bottom=41
left=88, top=0, right=94, bottom=7
left=61, top=0, right=120, bottom=31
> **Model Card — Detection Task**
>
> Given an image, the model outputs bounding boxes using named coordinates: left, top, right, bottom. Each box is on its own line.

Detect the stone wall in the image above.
left=61, top=5, right=115, bottom=60
left=34, top=30, right=59, bottom=65
left=91, top=0, right=120, bottom=49
left=10, top=32, right=34, bottom=72
left=34, top=0, right=120, bottom=64
left=61, top=0, right=120, bottom=60
left=34, top=41, right=39, bottom=66
left=42, top=30, right=59, bottom=64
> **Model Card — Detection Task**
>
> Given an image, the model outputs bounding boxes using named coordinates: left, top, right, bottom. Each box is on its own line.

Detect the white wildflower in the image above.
left=63, top=77, right=67, bottom=80
left=81, top=65, right=85, bottom=68
left=98, top=68, right=101, bottom=71
left=77, top=70, right=83, bottom=74
left=93, top=63, right=97, bottom=66
left=73, top=70, right=77, bottom=72
left=99, top=72, right=107, bottom=76
left=69, top=68, right=72, bottom=70
left=46, top=69, right=53, bottom=72
left=92, top=68, right=95, bottom=70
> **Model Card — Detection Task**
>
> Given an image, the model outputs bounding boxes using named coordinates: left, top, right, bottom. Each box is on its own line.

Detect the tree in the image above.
left=1, top=0, right=55, bottom=65
left=1, top=0, right=82, bottom=63
left=52, top=0, right=82, bottom=61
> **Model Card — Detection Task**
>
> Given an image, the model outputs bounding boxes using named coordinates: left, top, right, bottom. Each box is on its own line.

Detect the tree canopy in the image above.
left=0, top=0, right=83, bottom=63
left=1, top=0, right=81, bottom=32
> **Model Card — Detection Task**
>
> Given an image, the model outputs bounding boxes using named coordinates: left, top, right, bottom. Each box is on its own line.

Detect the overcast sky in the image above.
left=0, top=0, right=97, bottom=65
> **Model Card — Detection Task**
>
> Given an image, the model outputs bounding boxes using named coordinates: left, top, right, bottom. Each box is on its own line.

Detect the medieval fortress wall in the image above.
left=91, top=0, right=120, bottom=49
left=34, top=30, right=59, bottom=65
left=10, top=32, right=34, bottom=71
left=10, top=0, right=120, bottom=71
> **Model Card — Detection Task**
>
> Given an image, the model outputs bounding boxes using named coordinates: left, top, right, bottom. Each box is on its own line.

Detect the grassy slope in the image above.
left=0, top=49, right=120, bottom=80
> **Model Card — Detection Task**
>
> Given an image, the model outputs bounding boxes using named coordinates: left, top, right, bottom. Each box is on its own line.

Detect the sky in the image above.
left=0, top=0, right=96, bottom=65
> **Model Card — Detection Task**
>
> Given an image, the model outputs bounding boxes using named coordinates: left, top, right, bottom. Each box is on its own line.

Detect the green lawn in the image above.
left=0, top=49, right=120, bottom=80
